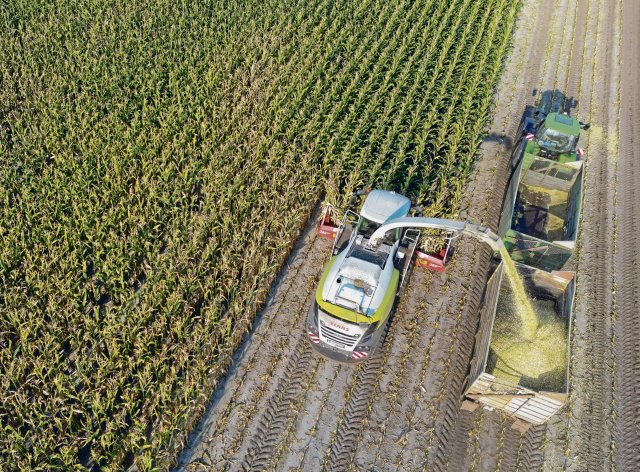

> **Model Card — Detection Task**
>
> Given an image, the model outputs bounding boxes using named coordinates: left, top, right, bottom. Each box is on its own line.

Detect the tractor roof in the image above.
left=360, top=190, right=411, bottom=224
left=544, top=112, right=580, bottom=136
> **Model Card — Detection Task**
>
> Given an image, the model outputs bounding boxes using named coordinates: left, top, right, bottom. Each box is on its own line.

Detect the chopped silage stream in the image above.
left=489, top=249, right=568, bottom=393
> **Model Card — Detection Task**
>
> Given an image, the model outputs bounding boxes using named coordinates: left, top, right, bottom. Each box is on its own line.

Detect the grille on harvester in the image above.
left=320, top=324, right=360, bottom=349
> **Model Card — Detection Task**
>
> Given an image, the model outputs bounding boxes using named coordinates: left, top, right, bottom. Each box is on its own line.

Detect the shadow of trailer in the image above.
left=462, top=137, right=583, bottom=428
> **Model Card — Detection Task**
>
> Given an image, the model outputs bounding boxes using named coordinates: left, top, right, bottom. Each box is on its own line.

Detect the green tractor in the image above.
left=517, top=91, right=589, bottom=163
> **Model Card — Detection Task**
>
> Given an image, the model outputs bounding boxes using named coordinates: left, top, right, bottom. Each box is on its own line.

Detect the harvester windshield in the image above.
left=357, top=216, right=379, bottom=236
left=535, top=127, right=577, bottom=153
left=357, top=216, right=401, bottom=243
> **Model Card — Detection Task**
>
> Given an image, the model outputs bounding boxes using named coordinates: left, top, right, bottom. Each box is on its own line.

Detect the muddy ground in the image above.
left=176, top=0, right=639, bottom=470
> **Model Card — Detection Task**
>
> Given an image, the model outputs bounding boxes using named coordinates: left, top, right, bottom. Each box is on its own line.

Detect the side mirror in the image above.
left=349, top=188, right=369, bottom=202
left=579, top=121, right=590, bottom=130
left=411, top=205, right=424, bottom=217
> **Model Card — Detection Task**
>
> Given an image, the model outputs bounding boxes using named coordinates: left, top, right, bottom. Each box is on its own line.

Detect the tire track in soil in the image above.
left=228, top=288, right=329, bottom=466
left=446, top=410, right=476, bottom=472
left=386, top=271, right=460, bottom=470
left=499, top=427, right=524, bottom=472
left=563, top=0, right=588, bottom=109
left=534, top=0, right=568, bottom=99
left=613, top=0, right=640, bottom=470
left=542, top=0, right=574, bottom=100
left=477, top=412, right=507, bottom=472
left=324, top=353, right=386, bottom=471
left=278, top=358, right=341, bottom=471
left=437, top=0, right=553, bottom=469
left=176, top=209, right=331, bottom=470
left=541, top=413, right=568, bottom=472
left=241, top=339, right=315, bottom=470
left=519, top=425, right=546, bottom=471
left=425, top=242, right=494, bottom=472
left=298, top=364, right=355, bottom=471
left=466, top=410, right=487, bottom=472
left=452, top=409, right=516, bottom=472
left=568, top=0, right=618, bottom=468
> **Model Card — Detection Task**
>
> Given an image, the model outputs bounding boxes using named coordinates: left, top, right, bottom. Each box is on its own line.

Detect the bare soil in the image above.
left=445, top=0, right=639, bottom=471
left=176, top=0, right=639, bottom=470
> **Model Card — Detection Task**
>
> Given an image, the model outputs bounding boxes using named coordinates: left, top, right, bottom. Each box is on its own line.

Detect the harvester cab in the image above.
left=331, top=189, right=422, bottom=285
left=308, top=189, right=502, bottom=362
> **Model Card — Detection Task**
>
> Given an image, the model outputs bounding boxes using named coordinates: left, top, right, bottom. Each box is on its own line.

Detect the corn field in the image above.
left=0, top=0, right=520, bottom=469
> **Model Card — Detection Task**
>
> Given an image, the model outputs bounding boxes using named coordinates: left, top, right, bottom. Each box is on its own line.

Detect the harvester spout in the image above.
left=368, top=217, right=503, bottom=252
left=460, top=222, right=503, bottom=252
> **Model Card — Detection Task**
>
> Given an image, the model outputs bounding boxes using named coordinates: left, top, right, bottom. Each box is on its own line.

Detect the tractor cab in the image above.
left=521, top=112, right=585, bottom=163
left=534, top=113, right=581, bottom=156
left=517, top=90, right=589, bottom=163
